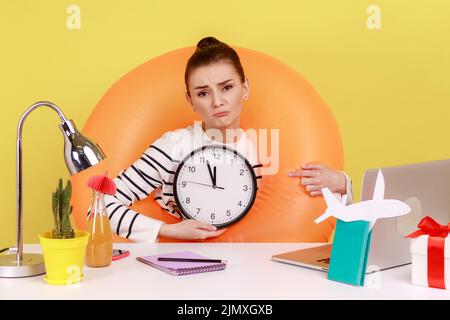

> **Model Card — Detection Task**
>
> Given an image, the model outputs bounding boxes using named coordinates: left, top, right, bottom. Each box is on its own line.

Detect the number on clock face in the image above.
left=173, top=145, right=257, bottom=228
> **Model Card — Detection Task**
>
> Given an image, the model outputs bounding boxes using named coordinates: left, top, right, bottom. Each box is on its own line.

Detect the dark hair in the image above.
left=185, top=37, right=246, bottom=94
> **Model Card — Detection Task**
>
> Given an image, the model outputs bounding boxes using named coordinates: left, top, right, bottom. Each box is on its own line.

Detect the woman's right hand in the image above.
left=158, top=220, right=227, bottom=240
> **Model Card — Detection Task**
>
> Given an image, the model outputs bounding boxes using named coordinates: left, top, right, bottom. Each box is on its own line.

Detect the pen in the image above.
left=157, top=257, right=225, bottom=263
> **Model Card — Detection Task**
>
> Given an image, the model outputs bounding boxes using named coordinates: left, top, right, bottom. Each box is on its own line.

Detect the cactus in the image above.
left=52, top=179, right=75, bottom=239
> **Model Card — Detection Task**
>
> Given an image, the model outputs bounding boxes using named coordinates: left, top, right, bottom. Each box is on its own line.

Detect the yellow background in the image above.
left=1, top=1, right=449, bottom=249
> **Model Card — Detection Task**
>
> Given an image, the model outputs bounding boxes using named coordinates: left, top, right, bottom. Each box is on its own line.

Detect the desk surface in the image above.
left=0, top=243, right=447, bottom=300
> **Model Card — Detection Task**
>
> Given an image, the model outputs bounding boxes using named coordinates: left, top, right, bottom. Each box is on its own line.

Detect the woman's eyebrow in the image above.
left=193, top=79, right=233, bottom=90
left=217, top=79, right=233, bottom=86
left=194, top=84, right=209, bottom=90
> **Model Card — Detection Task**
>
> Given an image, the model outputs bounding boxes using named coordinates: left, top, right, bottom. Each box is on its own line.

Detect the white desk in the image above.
left=0, top=243, right=448, bottom=300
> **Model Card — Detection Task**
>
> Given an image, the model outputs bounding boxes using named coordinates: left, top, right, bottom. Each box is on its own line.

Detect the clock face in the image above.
left=173, top=145, right=257, bottom=228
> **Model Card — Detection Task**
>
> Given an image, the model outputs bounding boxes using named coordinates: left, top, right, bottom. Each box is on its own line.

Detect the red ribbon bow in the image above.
left=406, top=216, right=449, bottom=289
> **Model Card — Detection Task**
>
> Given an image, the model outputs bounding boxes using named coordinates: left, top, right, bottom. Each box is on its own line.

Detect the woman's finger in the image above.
left=194, top=221, right=217, bottom=231
left=300, top=177, right=316, bottom=186
left=197, top=228, right=227, bottom=240
left=299, top=169, right=320, bottom=177
left=306, top=184, right=322, bottom=192
left=288, top=169, right=318, bottom=178
left=303, top=163, right=324, bottom=170
left=288, top=170, right=302, bottom=177
left=310, top=191, right=322, bottom=197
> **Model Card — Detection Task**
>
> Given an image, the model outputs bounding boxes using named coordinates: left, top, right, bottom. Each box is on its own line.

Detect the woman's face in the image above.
left=186, top=61, right=249, bottom=131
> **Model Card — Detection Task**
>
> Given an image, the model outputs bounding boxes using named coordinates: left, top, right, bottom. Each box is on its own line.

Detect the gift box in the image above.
left=407, top=216, right=449, bottom=290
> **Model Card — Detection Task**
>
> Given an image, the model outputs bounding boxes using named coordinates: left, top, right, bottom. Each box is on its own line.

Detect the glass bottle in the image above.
left=85, top=191, right=112, bottom=267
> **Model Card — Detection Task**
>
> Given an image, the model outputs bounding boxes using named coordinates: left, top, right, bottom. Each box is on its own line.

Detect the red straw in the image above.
left=87, top=171, right=117, bottom=195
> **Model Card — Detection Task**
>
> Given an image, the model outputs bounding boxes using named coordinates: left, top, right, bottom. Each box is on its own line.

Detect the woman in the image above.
left=104, top=37, right=352, bottom=242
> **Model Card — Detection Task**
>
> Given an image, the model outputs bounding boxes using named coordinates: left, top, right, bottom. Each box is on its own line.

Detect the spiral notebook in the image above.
left=136, top=250, right=227, bottom=276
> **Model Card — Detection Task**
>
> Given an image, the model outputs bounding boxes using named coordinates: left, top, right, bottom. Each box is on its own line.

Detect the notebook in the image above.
left=136, top=250, right=227, bottom=276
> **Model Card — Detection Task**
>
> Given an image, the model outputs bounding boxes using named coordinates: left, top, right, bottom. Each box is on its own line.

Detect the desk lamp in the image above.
left=0, top=101, right=105, bottom=278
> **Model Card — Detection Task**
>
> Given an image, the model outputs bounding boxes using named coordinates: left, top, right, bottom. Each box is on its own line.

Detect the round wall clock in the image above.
left=173, top=145, right=257, bottom=228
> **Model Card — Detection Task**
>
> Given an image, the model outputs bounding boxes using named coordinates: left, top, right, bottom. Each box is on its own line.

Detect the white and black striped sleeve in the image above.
left=252, top=163, right=263, bottom=189
left=114, top=147, right=167, bottom=206
left=102, top=140, right=174, bottom=242
left=104, top=194, right=164, bottom=242
left=102, top=130, right=183, bottom=242
left=104, top=167, right=164, bottom=242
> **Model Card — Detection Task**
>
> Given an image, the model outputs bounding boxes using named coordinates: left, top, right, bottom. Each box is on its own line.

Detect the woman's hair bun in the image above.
left=185, top=36, right=246, bottom=88
left=196, top=36, right=221, bottom=50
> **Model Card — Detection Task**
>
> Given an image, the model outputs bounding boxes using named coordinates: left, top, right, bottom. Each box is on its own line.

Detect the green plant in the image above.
left=52, top=179, right=75, bottom=239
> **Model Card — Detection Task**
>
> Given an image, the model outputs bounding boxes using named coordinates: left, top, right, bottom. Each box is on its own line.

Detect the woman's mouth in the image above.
left=213, top=111, right=230, bottom=118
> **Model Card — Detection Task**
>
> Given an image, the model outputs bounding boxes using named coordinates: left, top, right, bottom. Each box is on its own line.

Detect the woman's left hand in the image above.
left=288, top=163, right=347, bottom=197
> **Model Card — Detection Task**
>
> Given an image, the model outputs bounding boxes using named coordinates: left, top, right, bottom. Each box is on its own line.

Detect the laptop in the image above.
left=272, top=158, right=450, bottom=273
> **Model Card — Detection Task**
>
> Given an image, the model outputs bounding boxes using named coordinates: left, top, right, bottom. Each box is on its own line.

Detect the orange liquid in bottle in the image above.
left=85, top=192, right=112, bottom=267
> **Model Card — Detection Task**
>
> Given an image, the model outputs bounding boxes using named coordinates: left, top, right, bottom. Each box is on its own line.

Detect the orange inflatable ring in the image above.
left=71, top=47, right=343, bottom=243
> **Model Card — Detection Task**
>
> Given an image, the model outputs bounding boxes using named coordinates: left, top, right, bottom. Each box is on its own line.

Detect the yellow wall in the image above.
left=1, top=1, right=449, bottom=249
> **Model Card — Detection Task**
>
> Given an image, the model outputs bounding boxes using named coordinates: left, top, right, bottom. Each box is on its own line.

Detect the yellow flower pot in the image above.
left=39, top=230, right=89, bottom=285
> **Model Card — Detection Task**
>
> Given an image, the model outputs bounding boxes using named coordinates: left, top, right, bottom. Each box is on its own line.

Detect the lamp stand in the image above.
left=0, top=101, right=105, bottom=278
left=1, top=102, right=70, bottom=277
left=0, top=253, right=45, bottom=278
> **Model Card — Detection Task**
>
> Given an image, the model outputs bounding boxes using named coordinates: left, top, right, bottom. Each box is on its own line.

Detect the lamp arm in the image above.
left=15, top=101, right=69, bottom=262
left=17, top=101, right=68, bottom=138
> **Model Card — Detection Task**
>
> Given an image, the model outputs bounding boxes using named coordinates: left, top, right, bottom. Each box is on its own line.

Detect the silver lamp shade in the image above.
left=60, top=119, right=105, bottom=175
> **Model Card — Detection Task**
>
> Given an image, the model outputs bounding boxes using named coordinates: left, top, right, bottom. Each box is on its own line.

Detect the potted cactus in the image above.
left=39, top=179, right=89, bottom=285
left=51, top=179, right=75, bottom=239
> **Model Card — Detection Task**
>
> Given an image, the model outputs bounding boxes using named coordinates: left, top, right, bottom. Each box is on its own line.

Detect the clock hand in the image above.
left=186, top=180, right=225, bottom=190
left=213, top=165, right=217, bottom=188
left=206, top=161, right=216, bottom=188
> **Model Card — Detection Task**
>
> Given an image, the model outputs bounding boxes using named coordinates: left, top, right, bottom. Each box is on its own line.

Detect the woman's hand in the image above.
left=288, top=163, right=347, bottom=197
left=158, top=219, right=227, bottom=240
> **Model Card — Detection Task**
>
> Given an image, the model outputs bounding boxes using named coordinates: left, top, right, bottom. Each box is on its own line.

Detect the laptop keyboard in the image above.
left=317, top=258, right=330, bottom=264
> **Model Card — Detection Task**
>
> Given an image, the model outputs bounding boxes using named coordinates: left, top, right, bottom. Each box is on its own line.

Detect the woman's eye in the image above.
left=197, top=91, right=207, bottom=97
left=223, top=85, right=233, bottom=91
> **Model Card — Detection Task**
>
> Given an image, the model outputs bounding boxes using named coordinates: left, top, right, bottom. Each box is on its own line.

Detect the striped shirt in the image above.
left=102, top=123, right=261, bottom=242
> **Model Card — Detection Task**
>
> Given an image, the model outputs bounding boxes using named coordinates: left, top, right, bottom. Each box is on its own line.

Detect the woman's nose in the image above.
left=212, top=91, right=224, bottom=108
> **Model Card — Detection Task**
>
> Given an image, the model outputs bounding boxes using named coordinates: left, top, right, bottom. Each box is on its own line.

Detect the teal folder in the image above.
left=327, top=219, right=373, bottom=286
